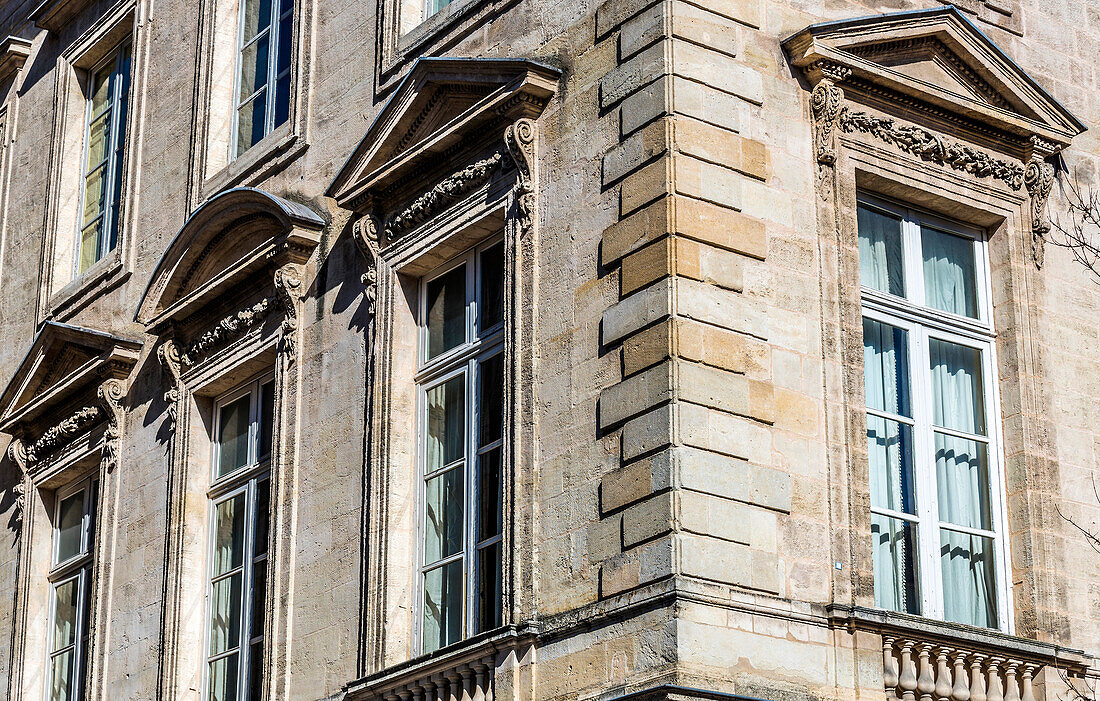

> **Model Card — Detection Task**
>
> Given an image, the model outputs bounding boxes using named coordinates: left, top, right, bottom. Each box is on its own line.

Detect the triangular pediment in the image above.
left=783, top=6, right=1085, bottom=148
left=327, top=57, right=560, bottom=211
left=0, top=322, right=141, bottom=436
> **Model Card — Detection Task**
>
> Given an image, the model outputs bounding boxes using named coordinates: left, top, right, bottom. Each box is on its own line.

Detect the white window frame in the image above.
left=73, top=39, right=132, bottom=278
left=202, top=373, right=274, bottom=701
left=858, top=193, right=1013, bottom=633
left=231, top=0, right=293, bottom=160
left=414, top=237, right=505, bottom=653
left=46, top=476, right=97, bottom=701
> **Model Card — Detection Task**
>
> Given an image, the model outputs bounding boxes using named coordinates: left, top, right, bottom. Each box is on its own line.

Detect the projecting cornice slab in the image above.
left=28, top=0, right=96, bottom=31
left=0, top=36, right=31, bottom=84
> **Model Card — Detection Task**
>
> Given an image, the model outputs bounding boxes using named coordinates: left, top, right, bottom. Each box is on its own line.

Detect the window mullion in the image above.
left=465, top=356, right=477, bottom=638
left=913, top=324, right=943, bottom=620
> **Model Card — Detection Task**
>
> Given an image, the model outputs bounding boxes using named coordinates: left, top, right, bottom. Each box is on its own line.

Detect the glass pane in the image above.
left=478, top=447, right=502, bottom=540
left=52, top=578, right=80, bottom=651
left=426, top=265, right=466, bottom=360
left=430, top=0, right=453, bottom=15
left=478, top=353, right=503, bottom=447
left=253, top=479, right=270, bottom=557
left=239, top=35, right=270, bottom=103
left=479, top=242, right=504, bottom=332
left=86, top=112, right=109, bottom=169
left=273, top=71, right=290, bottom=128
left=259, top=381, right=275, bottom=459
left=940, top=530, right=997, bottom=628
left=250, top=561, right=267, bottom=638
left=213, top=493, right=246, bottom=576
left=871, top=514, right=920, bottom=615
left=922, top=226, right=978, bottom=318
left=56, top=491, right=85, bottom=563
left=426, top=375, right=465, bottom=471
left=82, top=164, right=106, bottom=227
left=477, top=542, right=502, bottom=632
left=209, top=571, right=244, bottom=655
left=208, top=653, right=240, bottom=701
left=237, top=92, right=267, bottom=157
left=935, top=432, right=991, bottom=530
left=862, top=318, right=911, bottom=417
left=857, top=205, right=905, bottom=297
left=89, top=65, right=111, bottom=116
left=929, top=339, right=986, bottom=435
left=49, top=649, right=74, bottom=701
left=248, top=640, right=264, bottom=701
left=276, top=13, right=292, bottom=74
left=78, top=221, right=101, bottom=274
left=422, top=560, right=463, bottom=653
left=424, top=467, right=464, bottom=564
left=218, top=394, right=253, bottom=477
left=241, top=0, right=272, bottom=42
left=867, top=416, right=915, bottom=515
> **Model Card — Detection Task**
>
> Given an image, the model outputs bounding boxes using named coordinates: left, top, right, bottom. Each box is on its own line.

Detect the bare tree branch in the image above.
left=1051, top=171, right=1100, bottom=282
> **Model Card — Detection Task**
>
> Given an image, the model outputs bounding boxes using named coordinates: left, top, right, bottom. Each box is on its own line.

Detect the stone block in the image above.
left=670, top=40, right=763, bottom=104
left=602, top=277, right=673, bottom=345
left=602, top=118, right=671, bottom=187
left=674, top=116, right=768, bottom=180
left=676, top=446, right=791, bottom=512
left=679, top=401, right=772, bottom=464
left=675, top=277, right=767, bottom=339
left=678, top=360, right=774, bottom=424
left=599, top=360, right=674, bottom=428
left=589, top=514, right=622, bottom=562
left=622, top=318, right=675, bottom=375
left=621, top=403, right=675, bottom=461
left=600, top=535, right=675, bottom=597
left=600, top=42, right=668, bottom=109
left=673, top=153, right=743, bottom=211
left=621, top=491, right=675, bottom=548
left=620, top=0, right=742, bottom=62
left=678, top=532, right=752, bottom=585
left=620, top=157, right=671, bottom=215
left=601, top=451, right=673, bottom=512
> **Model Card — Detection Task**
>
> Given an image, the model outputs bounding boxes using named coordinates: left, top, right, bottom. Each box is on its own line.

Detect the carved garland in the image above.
left=180, top=297, right=274, bottom=366
left=384, top=153, right=505, bottom=240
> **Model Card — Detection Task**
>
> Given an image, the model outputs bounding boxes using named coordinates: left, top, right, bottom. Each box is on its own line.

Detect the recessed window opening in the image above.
left=233, top=0, right=293, bottom=158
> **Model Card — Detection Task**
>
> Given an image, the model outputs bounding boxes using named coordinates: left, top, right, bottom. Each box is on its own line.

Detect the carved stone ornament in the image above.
left=274, top=263, right=305, bottom=361
left=384, top=153, right=505, bottom=240
left=97, top=379, right=125, bottom=472
left=13, top=405, right=102, bottom=468
left=837, top=107, right=1025, bottom=190
left=505, top=118, right=537, bottom=235
left=158, top=340, right=183, bottom=428
left=352, top=215, right=381, bottom=315
left=811, top=78, right=845, bottom=169
left=180, top=297, right=275, bottom=367
left=1024, top=135, right=1059, bottom=269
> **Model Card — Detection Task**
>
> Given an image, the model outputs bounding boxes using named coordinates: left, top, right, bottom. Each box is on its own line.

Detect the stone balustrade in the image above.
left=882, top=635, right=1040, bottom=701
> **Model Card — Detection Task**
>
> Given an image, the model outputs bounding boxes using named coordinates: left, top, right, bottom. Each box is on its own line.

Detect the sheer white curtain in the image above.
left=922, top=227, right=977, bottom=318
left=929, top=338, right=995, bottom=627
left=858, top=206, right=905, bottom=296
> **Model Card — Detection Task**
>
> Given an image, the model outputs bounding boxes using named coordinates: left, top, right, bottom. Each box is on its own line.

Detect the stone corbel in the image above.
left=158, top=340, right=183, bottom=429
left=806, top=61, right=850, bottom=185
left=274, top=263, right=306, bottom=362
left=504, top=118, right=537, bottom=236
left=97, top=379, right=125, bottom=472
left=352, top=214, right=381, bottom=316
left=1024, top=135, right=1060, bottom=269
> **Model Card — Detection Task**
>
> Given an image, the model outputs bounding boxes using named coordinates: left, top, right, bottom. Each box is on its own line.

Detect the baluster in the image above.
left=451, top=671, right=464, bottom=701
left=918, top=644, right=937, bottom=701
left=899, top=642, right=919, bottom=701
left=969, top=655, right=987, bottom=701
left=473, top=662, right=489, bottom=701
left=1003, top=663, right=1020, bottom=701
left=399, top=688, right=413, bottom=701
left=428, top=675, right=442, bottom=701
left=884, top=636, right=900, bottom=697
left=951, top=650, right=970, bottom=701
left=412, top=684, right=425, bottom=701
left=460, top=666, right=474, bottom=701
left=935, top=648, right=954, bottom=701
left=1020, top=665, right=1037, bottom=701
left=987, top=657, right=1005, bottom=701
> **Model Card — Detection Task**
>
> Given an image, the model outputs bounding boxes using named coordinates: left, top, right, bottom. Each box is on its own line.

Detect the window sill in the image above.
left=45, top=252, right=129, bottom=322
left=199, top=124, right=308, bottom=204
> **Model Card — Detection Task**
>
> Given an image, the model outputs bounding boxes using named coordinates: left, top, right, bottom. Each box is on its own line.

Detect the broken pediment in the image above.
left=0, top=321, right=141, bottom=474
left=782, top=6, right=1085, bottom=153
left=135, top=187, right=325, bottom=333
left=327, top=57, right=560, bottom=212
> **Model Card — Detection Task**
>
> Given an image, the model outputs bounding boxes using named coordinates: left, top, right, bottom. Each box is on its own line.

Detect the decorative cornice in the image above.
left=158, top=340, right=183, bottom=428
left=97, top=379, right=125, bottom=472
left=180, top=297, right=274, bottom=367
left=384, top=153, right=505, bottom=240
left=19, top=405, right=102, bottom=468
left=504, top=118, right=537, bottom=236
left=837, top=107, right=1025, bottom=190
left=274, top=263, right=305, bottom=361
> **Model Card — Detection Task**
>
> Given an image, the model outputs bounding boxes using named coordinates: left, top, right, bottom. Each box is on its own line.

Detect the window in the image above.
left=47, top=477, right=97, bottom=701
left=233, top=0, right=292, bottom=158
left=76, top=42, right=131, bottom=276
left=206, top=376, right=274, bottom=701
left=417, top=239, right=504, bottom=653
left=424, top=0, right=453, bottom=19
left=858, top=195, right=1008, bottom=630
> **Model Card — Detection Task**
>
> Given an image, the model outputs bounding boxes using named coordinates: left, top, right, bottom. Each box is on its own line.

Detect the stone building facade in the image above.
left=0, top=0, right=1097, bottom=699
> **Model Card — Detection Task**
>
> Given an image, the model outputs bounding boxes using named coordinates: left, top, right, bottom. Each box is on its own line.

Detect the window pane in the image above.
left=89, top=64, right=112, bottom=116
left=208, top=653, right=240, bottom=701
left=241, top=0, right=272, bottom=42
left=78, top=221, right=101, bottom=274
left=424, top=467, right=464, bottom=564
left=237, top=92, right=267, bottom=157
left=426, top=265, right=466, bottom=360
left=478, top=447, right=502, bottom=540
left=248, top=640, right=264, bottom=701
left=239, top=35, right=270, bottom=103
left=86, top=113, right=109, bottom=169
left=259, top=381, right=275, bottom=459
left=478, top=353, right=503, bottom=447
left=213, top=493, right=246, bottom=576
left=426, top=375, right=465, bottom=471
left=857, top=205, right=905, bottom=297
left=56, top=491, right=85, bottom=563
left=929, top=339, right=986, bottom=435
left=250, top=561, right=267, bottom=638
left=276, top=12, right=292, bottom=75
left=867, top=416, right=915, bottom=515
left=52, top=578, right=80, bottom=651
left=479, top=242, right=504, bottom=332
left=935, top=432, right=991, bottom=531
left=429, top=0, right=453, bottom=15
left=49, top=649, right=74, bottom=701
left=82, top=164, right=106, bottom=228
left=422, top=560, right=463, bottom=653
left=210, top=572, right=244, bottom=655
left=253, top=479, right=270, bottom=557
left=940, top=530, right=997, bottom=628
left=863, top=318, right=911, bottom=417
left=871, top=514, right=920, bottom=615
left=922, top=226, right=978, bottom=318
left=477, top=541, right=502, bottom=632
left=273, top=71, right=290, bottom=128
left=218, top=394, right=253, bottom=477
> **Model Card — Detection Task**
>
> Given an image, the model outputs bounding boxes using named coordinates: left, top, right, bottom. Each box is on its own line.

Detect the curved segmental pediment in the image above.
left=136, top=187, right=325, bottom=332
